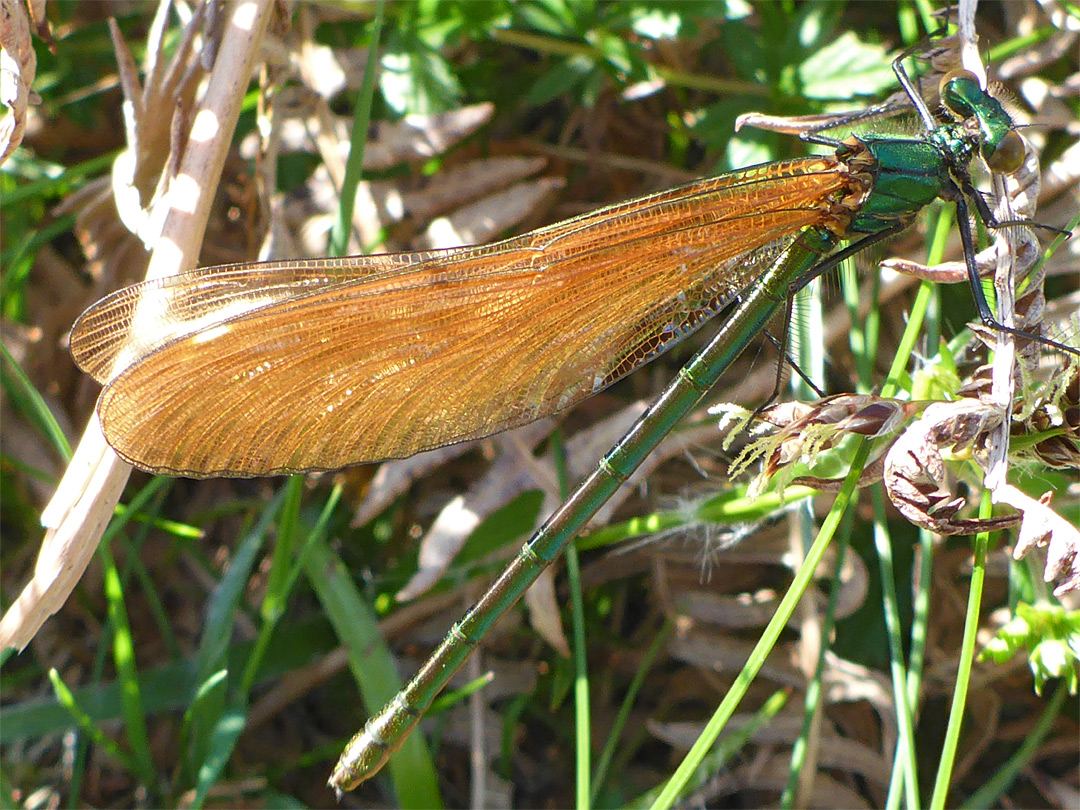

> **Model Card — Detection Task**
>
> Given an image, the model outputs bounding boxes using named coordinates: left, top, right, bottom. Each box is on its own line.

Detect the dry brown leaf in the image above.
left=401, top=156, right=549, bottom=220
left=883, top=399, right=1020, bottom=536
left=416, top=176, right=567, bottom=250
left=1000, top=486, right=1080, bottom=596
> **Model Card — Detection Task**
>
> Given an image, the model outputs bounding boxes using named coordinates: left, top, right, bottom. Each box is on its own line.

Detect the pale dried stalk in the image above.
left=0, top=0, right=276, bottom=651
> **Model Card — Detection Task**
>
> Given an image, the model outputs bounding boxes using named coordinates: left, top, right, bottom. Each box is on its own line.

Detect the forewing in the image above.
left=88, top=157, right=846, bottom=476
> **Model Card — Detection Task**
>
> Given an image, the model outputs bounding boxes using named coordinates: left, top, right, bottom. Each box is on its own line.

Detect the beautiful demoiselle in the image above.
left=55, top=12, right=1077, bottom=806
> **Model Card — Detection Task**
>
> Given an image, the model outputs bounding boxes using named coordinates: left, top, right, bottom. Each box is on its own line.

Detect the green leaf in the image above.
left=525, top=55, right=592, bottom=105
left=380, top=36, right=462, bottom=116
left=798, top=31, right=893, bottom=100
left=726, top=134, right=774, bottom=173
left=979, top=602, right=1080, bottom=695
left=517, top=0, right=581, bottom=36
left=589, top=29, right=635, bottom=75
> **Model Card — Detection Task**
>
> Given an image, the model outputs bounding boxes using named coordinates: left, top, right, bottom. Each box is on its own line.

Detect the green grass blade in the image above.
left=564, top=539, right=590, bottom=809
left=241, top=484, right=341, bottom=695
left=330, top=0, right=385, bottom=257
left=960, top=682, right=1069, bottom=809
left=47, top=668, right=139, bottom=773
left=780, top=508, right=854, bottom=809
left=553, top=428, right=592, bottom=809
left=189, top=702, right=248, bottom=809
left=96, top=538, right=156, bottom=788
left=303, top=533, right=442, bottom=808
left=591, top=619, right=673, bottom=802
left=929, top=495, right=993, bottom=810
left=181, top=492, right=282, bottom=790
left=632, top=689, right=789, bottom=808
left=872, top=487, right=920, bottom=809
left=0, top=343, right=72, bottom=463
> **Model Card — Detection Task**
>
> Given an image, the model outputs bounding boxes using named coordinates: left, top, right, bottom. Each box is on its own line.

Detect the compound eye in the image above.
left=986, top=129, right=1025, bottom=174
left=939, top=68, right=980, bottom=115
left=939, top=68, right=979, bottom=95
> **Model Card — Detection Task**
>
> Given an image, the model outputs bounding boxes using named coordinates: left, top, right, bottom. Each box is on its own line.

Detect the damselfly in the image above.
left=65, top=20, right=1077, bottom=802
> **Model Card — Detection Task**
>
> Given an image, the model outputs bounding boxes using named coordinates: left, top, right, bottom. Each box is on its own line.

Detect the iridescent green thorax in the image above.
left=835, top=135, right=954, bottom=236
